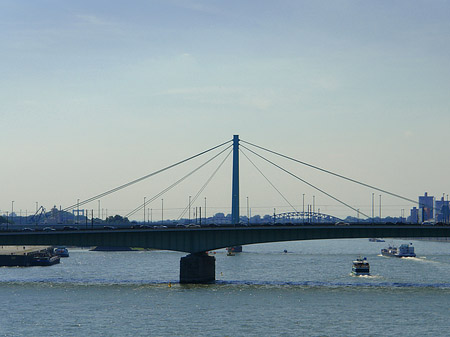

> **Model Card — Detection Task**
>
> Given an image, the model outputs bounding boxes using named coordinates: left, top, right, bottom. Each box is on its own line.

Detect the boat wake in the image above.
left=2, top=277, right=450, bottom=289
left=349, top=273, right=382, bottom=279
left=378, top=255, right=431, bottom=263
left=215, top=280, right=450, bottom=289
left=403, top=256, right=438, bottom=264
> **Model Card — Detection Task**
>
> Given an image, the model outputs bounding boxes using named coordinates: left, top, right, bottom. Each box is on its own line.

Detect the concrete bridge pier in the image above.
left=180, top=252, right=215, bottom=284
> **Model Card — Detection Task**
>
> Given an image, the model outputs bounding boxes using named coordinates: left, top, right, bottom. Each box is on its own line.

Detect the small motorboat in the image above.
left=352, top=256, right=370, bottom=276
left=53, top=246, right=69, bottom=257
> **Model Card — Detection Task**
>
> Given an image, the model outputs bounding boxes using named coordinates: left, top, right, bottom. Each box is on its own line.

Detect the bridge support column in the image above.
left=180, top=252, right=215, bottom=284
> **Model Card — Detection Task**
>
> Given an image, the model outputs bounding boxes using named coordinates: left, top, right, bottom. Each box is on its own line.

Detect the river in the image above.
left=1, top=238, right=450, bottom=336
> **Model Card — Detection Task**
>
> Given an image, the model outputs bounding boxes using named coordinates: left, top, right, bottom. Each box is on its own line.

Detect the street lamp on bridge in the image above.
left=144, top=197, right=146, bottom=224
left=246, top=197, right=249, bottom=224
left=302, top=194, right=305, bottom=223
left=372, top=193, right=374, bottom=222
left=379, top=194, right=382, bottom=220
left=189, top=196, right=191, bottom=224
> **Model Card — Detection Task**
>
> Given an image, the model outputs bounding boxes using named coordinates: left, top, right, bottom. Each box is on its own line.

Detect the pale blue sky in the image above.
left=1, top=1, right=449, bottom=220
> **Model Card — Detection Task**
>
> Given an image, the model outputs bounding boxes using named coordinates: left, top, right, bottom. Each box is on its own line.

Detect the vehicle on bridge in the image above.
left=335, top=222, right=349, bottom=226
left=63, top=226, right=79, bottom=231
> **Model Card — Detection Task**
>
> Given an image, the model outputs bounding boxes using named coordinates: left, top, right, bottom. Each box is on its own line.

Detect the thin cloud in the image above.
left=75, top=14, right=109, bottom=26
left=168, top=0, right=225, bottom=16
left=403, top=130, right=414, bottom=138
left=155, top=86, right=274, bottom=110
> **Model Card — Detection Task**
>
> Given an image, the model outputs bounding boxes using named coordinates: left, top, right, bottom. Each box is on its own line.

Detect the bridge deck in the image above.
left=1, top=224, right=449, bottom=254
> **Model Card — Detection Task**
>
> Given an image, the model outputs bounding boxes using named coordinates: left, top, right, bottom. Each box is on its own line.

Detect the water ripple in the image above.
left=2, top=277, right=450, bottom=289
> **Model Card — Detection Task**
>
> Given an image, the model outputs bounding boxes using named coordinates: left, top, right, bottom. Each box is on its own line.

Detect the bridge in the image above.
left=1, top=224, right=450, bottom=282
left=1, top=135, right=448, bottom=283
left=2, top=224, right=450, bottom=253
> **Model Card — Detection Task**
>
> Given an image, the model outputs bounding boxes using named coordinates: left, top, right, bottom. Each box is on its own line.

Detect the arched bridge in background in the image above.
left=273, top=211, right=343, bottom=223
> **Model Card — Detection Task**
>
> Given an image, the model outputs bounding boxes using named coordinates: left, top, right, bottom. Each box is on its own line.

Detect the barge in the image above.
left=381, top=243, right=416, bottom=258
left=0, top=246, right=60, bottom=267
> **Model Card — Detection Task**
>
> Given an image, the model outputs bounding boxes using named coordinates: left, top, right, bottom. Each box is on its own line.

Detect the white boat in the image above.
left=352, top=256, right=370, bottom=275
left=53, top=246, right=69, bottom=257
left=381, top=243, right=415, bottom=258
left=369, top=238, right=385, bottom=242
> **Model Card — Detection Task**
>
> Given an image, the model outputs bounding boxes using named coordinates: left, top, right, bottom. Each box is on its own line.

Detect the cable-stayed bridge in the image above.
left=1, top=135, right=449, bottom=283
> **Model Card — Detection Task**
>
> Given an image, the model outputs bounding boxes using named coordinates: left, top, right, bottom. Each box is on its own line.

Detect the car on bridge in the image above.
left=334, top=222, right=349, bottom=226
left=132, top=225, right=152, bottom=229
left=63, top=226, right=79, bottom=231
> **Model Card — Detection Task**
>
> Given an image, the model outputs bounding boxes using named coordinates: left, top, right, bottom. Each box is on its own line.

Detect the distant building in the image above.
left=435, top=196, right=450, bottom=223
left=49, top=206, right=60, bottom=223
left=409, top=207, right=419, bottom=223
left=418, top=192, right=434, bottom=222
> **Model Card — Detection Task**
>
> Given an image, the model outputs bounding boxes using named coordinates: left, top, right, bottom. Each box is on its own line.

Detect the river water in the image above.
left=1, top=238, right=450, bottom=336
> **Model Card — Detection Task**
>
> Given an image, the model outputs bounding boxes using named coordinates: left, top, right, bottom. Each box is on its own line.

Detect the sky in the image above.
left=1, top=0, right=449, bottom=221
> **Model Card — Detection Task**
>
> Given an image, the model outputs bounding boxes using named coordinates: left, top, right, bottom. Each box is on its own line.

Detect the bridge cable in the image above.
left=127, top=145, right=231, bottom=219
left=63, top=139, right=233, bottom=212
left=177, top=148, right=232, bottom=221
left=241, top=140, right=420, bottom=206
left=240, top=144, right=371, bottom=218
left=240, top=148, right=298, bottom=213
left=125, top=144, right=233, bottom=219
